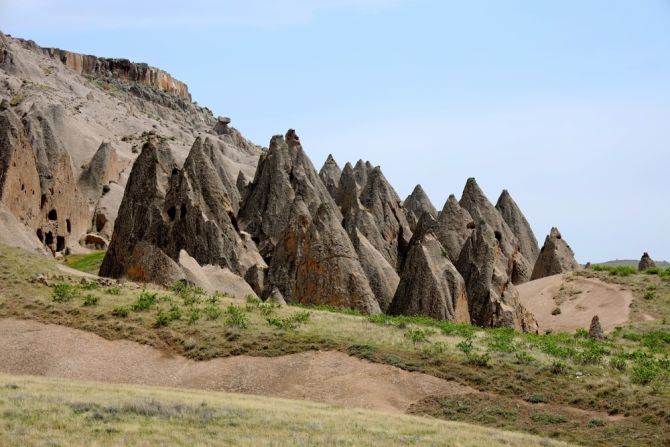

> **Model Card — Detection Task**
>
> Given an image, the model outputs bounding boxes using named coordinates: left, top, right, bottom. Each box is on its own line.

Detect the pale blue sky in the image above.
left=2, top=0, right=669, bottom=262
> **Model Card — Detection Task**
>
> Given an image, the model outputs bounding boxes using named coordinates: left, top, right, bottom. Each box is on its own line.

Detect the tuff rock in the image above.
left=638, top=252, right=656, bottom=271
left=495, top=189, right=540, bottom=264
left=531, top=227, right=579, bottom=280
left=404, top=184, right=438, bottom=232
left=319, top=154, right=342, bottom=199
left=456, top=220, right=538, bottom=332
left=434, top=194, right=475, bottom=262
left=389, top=213, right=470, bottom=322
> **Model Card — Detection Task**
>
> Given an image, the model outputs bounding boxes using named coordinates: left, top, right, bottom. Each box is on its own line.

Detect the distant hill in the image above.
left=596, top=259, right=670, bottom=268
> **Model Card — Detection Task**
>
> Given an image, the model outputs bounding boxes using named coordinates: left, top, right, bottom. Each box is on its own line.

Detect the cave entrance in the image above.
left=56, top=236, right=65, bottom=252
left=167, top=206, right=176, bottom=221
left=36, top=229, right=43, bottom=242
left=48, top=209, right=58, bottom=221
left=45, top=231, right=54, bottom=246
left=66, top=219, right=71, bottom=233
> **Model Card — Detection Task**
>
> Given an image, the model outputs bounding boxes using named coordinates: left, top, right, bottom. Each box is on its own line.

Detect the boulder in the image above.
left=265, top=198, right=381, bottom=314
left=319, top=154, right=342, bottom=199
left=456, top=220, right=538, bottom=332
left=588, top=315, right=604, bottom=341
left=403, top=184, right=437, bottom=231
left=213, top=116, right=231, bottom=135
left=434, top=194, right=475, bottom=262
left=531, top=227, right=579, bottom=280
left=389, top=213, right=470, bottom=322
left=79, top=233, right=108, bottom=249
left=638, top=252, right=656, bottom=271
left=268, top=287, right=287, bottom=306
left=459, top=178, right=532, bottom=284
left=495, top=189, right=539, bottom=264
left=178, top=250, right=256, bottom=297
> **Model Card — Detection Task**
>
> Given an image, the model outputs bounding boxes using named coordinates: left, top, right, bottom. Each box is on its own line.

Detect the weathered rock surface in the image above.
left=495, top=189, right=539, bottom=264
left=390, top=213, right=470, bottom=322
left=319, top=154, right=342, bottom=199
left=265, top=198, right=380, bottom=314
left=434, top=194, right=475, bottom=262
left=100, top=139, right=176, bottom=279
left=531, top=227, right=579, bottom=280
left=404, top=184, right=437, bottom=232
left=213, top=116, right=231, bottom=135
left=78, top=142, right=127, bottom=196
left=238, top=130, right=334, bottom=257
left=178, top=250, right=256, bottom=298
left=638, top=252, right=656, bottom=271
left=456, top=220, right=538, bottom=332
left=588, top=315, right=604, bottom=341
left=459, top=178, right=532, bottom=284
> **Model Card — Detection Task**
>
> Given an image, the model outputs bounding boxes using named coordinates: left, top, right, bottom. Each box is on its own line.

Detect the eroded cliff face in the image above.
left=33, top=45, right=190, bottom=100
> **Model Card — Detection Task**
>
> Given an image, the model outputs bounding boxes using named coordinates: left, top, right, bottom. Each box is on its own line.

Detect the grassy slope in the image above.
left=0, top=374, right=571, bottom=447
left=64, top=250, right=106, bottom=274
left=0, top=244, right=668, bottom=446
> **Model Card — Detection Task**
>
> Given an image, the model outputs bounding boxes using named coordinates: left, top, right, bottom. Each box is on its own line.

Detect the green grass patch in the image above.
left=64, top=251, right=106, bottom=275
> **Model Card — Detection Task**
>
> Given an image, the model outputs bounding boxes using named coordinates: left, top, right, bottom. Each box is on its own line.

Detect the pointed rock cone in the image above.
left=638, top=252, right=656, bottom=271
left=268, top=287, right=286, bottom=306
left=459, top=178, right=532, bottom=284
left=588, top=315, right=604, bottom=341
left=495, top=189, right=540, bottom=264
left=404, top=184, right=438, bottom=231
left=265, top=197, right=381, bottom=314
left=531, top=227, right=579, bottom=280
left=456, top=220, right=538, bottom=332
left=319, top=154, right=342, bottom=199
left=389, top=213, right=470, bottom=322
left=238, top=129, right=334, bottom=257
left=434, top=194, right=475, bottom=262
left=100, top=138, right=179, bottom=280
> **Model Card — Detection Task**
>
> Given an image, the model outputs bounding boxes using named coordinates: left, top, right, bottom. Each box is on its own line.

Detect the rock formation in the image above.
left=319, top=154, right=342, bottom=199
left=638, top=252, right=656, bottom=271
left=495, top=189, right=539, bottom=264
left=459, top=178, right=532, bottom=284
left=456, top=220, right=538, bottom=332
left=265, top=198, right=381, bottom=314
left=238, top=130, right=333, bottom=258
left=100, top=138, right=179, bottom=281
left=389, top=213, right=470, bottom=322
left=434, top=194, right=475, bottom=262
left=404, top=184, right=437, bottom=231
left=588, top=315, right=604, bottom=341
left=531, top=227, right=579, bottom=280
left=213, top=117, right=231, bottom=135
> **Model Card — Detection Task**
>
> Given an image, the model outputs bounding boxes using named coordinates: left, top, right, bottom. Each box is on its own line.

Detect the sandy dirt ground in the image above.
left=517, top=274, right=633, bottom=333
left=0, top=318, right=474, bottom=413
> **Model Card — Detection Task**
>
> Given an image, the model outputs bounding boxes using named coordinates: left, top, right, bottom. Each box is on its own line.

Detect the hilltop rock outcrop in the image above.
left=389, top=213, right=470, bottom=321
left=434, top=194, right=475, bottom=262
left=456, top=220, right=538, bottom=332
left=265, top=198, right=381, bottom=314
left=531, top=227, right=579, bottom=280
left=404, top=184, right=437, bottom=231
left=638, top=252, right=656, bottom=271
left=459, top=178, right=532, bottom=284
left=319, top=154, right=341, bottom=199
left=495, top=189, right=539, bottom=264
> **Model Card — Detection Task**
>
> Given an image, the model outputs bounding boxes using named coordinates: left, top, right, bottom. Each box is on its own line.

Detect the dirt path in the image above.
left=0, top=318, right=474, bottom=413
left=517, top=274, right=633, bottom=333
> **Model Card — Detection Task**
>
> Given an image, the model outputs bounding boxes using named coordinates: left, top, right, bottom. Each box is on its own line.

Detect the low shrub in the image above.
left=188, top=307, right=200, bottom=325
left=515, top=351, right=535, bottom=365
left=456, top=337, right=474, bottom=355
left=82, top=294, right=98, bottom=306
left=131, top=291, right=157, bottom=311
left=404, top=328, right=430, bottom=344
left=203, top=304, right=222, bottom=320
left=112, top=306, right=129, bottom=317
left=105, top=286, right=121, bottom=295
left=225, top=304, right=248, bottom=329
left=53, top=283, right=78, bottom=302
left=266, top=311, right=310, bottom=331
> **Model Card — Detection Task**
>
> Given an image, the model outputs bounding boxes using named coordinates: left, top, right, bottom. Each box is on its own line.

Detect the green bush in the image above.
left=266, top=311, right=310, bottom=331
left=82, top=294, right=98, bottom=306
left=167, top=305, right=182, bottom=321
left=643, top=291, right=656, bottom=300
left=225, top=304, right=248, bottom=329
left=131, top=291, right=158, bottom=311
left=550, top=360, right=567, bottom=375
left=515, top=351, right=535, bottom=365
left=203, top=304, right=222, bottom=320
left=105, top=286, right=122, bottom=295
left=404, top=328, right=430, bottom=344
left=155, top=310, right=170, bottom=327
left=188, top=307, right=200, bottom=325
left=486, top=328, right=516, bottom=352
left=588, top=418, right=606, bottom=427
left=630, top=358, right=660, bottom=385
left=53, top=283, right=78, bottom=302
left=644, top=267, right=660, bottom=275
left=112, top=306, right=129, bottom=317
left=609, top=356, right=627, bottom=371
left=466, top=352, right=490, bottom=367
left=80, top=280, right=99, bottom=290
left=207, top=293, right=223, bottom=304
left=574, top=328, right=589, bottom=339
left=456, top=337, right=474, bottom=355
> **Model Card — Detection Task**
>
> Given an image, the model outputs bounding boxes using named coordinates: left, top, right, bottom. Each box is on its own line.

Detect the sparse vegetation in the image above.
left=111, top=306, right=129, bottom=317
left=64, top=251, right=106, bottom=275
left=52, top=283, right=78, bottom=302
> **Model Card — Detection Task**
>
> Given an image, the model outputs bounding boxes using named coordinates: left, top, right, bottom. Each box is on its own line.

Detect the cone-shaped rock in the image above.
left=78, top=142, right=127, bottom=197
left=434, top=194, right=475, bottom=262
left=162, top=136, right=264, bottom=276
left=319, top=154, right=341, bottom=199
left=638, top=252, right=656, bottom=271
left=459, top=178, right=532, bottom=284
left=238, top=129, right=334, bottom=257
left=404, top=184, right=437, bottom=231
left=456, top=220, right=538, bottom=332
left=265, top=198, right=381, bottom=314
left=495, top=189, right=539, bottom=264
left=531, top=227, right=579, bottom=280
left=100, top=138, right=178, bottom=280
left=389, top=213, right=470, bottom=322
left=588, top=315, right=604, bottom=341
